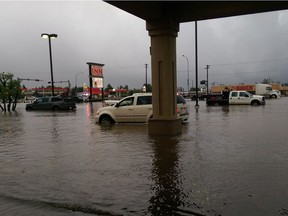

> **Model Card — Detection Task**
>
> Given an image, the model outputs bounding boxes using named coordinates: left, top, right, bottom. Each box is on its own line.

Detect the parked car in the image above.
left=95, top=93, right=189, bottom=124
left=25, top=96, right=76, bottom=111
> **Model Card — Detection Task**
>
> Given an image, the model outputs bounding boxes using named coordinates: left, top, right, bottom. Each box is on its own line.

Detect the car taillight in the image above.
left=176, top=106, right=179, bottom=113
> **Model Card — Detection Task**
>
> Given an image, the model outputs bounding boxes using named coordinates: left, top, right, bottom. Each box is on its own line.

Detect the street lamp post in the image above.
left=41, top=33, right=57, bottom=96
left=195, top=21, right=199, bottom=108
left=205, top=65, right=210, bottom=95
left=145, top=63, right=148, bottom=92
left=182, top=55, right=189, bottom=93
left=75, top=72, right=83, bottom=95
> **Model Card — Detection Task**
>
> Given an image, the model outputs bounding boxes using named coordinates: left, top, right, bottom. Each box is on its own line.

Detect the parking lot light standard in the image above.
left=205, top=65, right=210, bottom=95
left=41, top=33, right=57, bottom=96
left=182, top=55, right=189, bottom=94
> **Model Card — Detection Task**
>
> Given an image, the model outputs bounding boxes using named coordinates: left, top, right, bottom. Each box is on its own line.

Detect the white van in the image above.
left=95, top=93, right=189, bottom=124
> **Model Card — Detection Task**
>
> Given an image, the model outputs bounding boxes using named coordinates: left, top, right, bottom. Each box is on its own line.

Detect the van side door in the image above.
left=133, top=95, right=153, bottom=122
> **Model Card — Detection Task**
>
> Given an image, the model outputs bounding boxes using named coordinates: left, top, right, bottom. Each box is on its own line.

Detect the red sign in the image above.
left=232, top=85, right=254, bottom=91
left=91, top=65, right=103, bottom=77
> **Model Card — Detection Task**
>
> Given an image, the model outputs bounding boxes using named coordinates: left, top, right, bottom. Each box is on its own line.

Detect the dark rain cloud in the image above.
left=1, top=1, right=288, bottom=90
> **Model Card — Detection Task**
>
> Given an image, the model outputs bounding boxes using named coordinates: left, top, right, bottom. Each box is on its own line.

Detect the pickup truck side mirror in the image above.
left=115, top=103, right=119, bottom=108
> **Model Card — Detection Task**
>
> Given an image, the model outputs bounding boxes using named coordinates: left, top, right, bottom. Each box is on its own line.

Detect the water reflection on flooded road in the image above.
left=0, top=99, right=288, bottom=216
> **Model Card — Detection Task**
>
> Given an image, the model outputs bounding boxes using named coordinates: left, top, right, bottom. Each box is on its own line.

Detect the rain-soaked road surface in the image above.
left=0, top=98, right=288, bottom=216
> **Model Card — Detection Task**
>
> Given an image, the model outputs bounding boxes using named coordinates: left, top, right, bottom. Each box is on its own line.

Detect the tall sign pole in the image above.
left=87, top=62, right=105, bottom=101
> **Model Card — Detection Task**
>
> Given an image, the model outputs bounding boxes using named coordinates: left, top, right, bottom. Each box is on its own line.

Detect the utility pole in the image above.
left=182, top=55, right=189, bottom=93
left=145, top=63, right=148, bottom=92
left=205, top=65, right=210, bottom=95
left=48, top=80, right=71, bottom=96
left=75, top=72, right=83, bottom=91
left=17, top=78, right=43, bottom=82
left=195, top=21, right=199, bottom=107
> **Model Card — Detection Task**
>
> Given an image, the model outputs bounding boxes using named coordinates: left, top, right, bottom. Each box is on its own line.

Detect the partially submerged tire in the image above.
left=99, top=115, right=114, bottom=124
left=251, top=100, right=260, bottom=106
left=52, top=106, right=60, bottom=111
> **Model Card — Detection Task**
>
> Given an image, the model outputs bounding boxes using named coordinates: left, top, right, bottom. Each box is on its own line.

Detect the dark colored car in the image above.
left=25, top=96, right=76, bottom=111
left=69, top=96, right=84, bottom=103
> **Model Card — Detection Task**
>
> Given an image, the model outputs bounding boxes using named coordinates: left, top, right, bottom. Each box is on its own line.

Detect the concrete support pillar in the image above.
left=146, top=18, right=182, bottom=135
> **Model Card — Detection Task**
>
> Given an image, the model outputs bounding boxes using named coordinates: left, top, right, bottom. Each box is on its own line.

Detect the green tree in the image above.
left=0, top=72, right=22, bottom=112
left=105, top=83, right=113, bottom=92
left=142, top=83, right=152, bottom=92
left=145, top=83, right=152, bottom=92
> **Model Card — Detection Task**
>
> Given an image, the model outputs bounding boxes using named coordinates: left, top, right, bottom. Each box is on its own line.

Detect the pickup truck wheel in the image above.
left=26, top=106, right=33, bottom=111
left=99, top=115, right=114, bottom=124
left=52, top=106, right=60, bottom=111
left=251, top=100, right=260, bottom=106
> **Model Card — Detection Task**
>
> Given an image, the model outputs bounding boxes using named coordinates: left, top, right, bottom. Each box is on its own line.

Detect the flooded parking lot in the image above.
left=0, top=99, right=288, bottom=216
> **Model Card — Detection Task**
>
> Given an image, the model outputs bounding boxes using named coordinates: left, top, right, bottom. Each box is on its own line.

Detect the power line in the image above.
left=17, top=78, right=44, bottom=82
left=209, top=69, right=287, bottom=75
left=177, top=57, right=288, bottom=72
left=211, top=58, right=288, bottom=67
left=106, top=64, right=147, bottom=71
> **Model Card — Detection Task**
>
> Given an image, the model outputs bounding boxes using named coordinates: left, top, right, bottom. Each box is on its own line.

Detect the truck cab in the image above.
left=229, top=91, right=252, bottom=104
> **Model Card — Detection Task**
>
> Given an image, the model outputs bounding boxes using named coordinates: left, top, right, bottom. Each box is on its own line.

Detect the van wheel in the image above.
left=99, top=115, right=114, bottom=124
left=272, top=94, right=277, bottom=98
left=251, top=100, right=260, bottom=106
left=52, top=106, right=60, bottom=111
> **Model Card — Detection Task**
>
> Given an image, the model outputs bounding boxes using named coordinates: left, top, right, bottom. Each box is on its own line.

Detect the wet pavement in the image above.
left=0, top=98, right=288, bottom=216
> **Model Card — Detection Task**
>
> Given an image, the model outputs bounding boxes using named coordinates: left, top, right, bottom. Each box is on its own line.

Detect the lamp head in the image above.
left=50, top=34, right=58, bottom=39
left=41, top=33, right=58, bottom=39
left=41, top=33, right=49, bottom=39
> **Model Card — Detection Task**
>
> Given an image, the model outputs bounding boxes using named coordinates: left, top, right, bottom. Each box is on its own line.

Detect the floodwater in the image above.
left=0, top=98, right=288, bottom=216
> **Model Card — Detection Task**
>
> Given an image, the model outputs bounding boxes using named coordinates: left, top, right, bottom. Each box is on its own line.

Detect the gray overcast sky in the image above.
left=1, top=1, right=288, bottom=90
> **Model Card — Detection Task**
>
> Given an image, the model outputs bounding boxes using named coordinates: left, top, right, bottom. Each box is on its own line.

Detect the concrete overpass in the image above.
left=106, top=1, right=288, bottom=135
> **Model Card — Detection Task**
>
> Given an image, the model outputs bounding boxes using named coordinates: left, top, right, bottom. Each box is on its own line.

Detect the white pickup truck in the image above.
left=206, top=91, right=266, bottom=106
